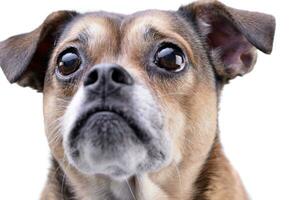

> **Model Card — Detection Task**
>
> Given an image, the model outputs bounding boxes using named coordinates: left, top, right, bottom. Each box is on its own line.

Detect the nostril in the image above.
left=111, top=67, right=133, bottom=85
left=84, top=69, right=99, bottom=87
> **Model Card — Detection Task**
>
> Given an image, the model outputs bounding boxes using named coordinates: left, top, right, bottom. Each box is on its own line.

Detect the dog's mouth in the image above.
left=64, top=105, right=167, bottom=179
left=69, top=106, right=151, bottom=145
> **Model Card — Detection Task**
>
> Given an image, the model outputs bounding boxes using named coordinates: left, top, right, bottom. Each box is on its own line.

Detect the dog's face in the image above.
left=0, top=0, right=275, bottom=186
left=43, top=11, right=219, bottom=180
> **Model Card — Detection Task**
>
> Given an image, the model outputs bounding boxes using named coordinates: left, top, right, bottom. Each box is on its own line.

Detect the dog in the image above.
left=0, top=0, right=275, bottom=199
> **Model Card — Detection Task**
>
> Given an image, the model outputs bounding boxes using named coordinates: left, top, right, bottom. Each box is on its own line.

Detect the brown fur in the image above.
left=0, top=1, right=275, bottom=200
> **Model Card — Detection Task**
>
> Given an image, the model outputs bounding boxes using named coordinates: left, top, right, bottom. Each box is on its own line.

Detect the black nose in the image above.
left=83, top=64, right=134, bottom=95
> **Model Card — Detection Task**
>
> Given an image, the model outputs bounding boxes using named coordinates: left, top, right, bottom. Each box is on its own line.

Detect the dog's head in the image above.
left=0, top=0, right=275, bottom=183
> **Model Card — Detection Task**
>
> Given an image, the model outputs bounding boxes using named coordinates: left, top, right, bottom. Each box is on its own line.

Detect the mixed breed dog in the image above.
left=0, top=0, right=275, bottom=199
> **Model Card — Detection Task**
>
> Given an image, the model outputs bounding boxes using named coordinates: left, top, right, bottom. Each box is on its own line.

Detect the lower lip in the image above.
left=83, top=111, right=130, bottom=130
left=77, top=111, right=136, bottom=142
left=73, top=109, right=151, bottom=143
left=80, top=111, right=134, bottom=136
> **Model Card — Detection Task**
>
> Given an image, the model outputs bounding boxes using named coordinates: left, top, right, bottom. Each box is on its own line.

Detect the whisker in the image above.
left=47, top=125, right=63, bottom=147
left=61, top=171, right=66, bottom=200
left=174, top=162, right=182, bottom=192
left=157, top=92, right=188, bottom=98
left=126, top=179, right=137, bottom=200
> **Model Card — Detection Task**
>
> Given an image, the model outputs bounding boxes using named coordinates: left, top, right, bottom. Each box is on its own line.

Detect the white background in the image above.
left=0, top=0, right=299, bottom=199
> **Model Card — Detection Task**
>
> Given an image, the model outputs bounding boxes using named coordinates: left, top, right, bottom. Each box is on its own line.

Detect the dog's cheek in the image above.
left=161, top=100, right=186, bottom=163
left=183, top=83, right=218, bottom=159
left=43, top=92, right=66, bottom=161
left=43, top=80, right=83, bottom=162
left=156, top=73, right=197, bottom=164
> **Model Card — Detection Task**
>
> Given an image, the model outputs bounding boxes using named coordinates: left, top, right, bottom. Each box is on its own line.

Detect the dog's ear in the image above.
left=179, top=0, right=275, bottom=81
left=0, top=11, right=78, bottom=91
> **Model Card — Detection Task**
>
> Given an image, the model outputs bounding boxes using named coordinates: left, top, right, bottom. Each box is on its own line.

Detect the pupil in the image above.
left=62, top=53, right=78, bottom=67
left=157, top=47, right=183, bottom=70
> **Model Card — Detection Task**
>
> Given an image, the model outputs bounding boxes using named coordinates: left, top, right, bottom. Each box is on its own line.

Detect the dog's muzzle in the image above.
left=62, top=64, right=171, bottom=180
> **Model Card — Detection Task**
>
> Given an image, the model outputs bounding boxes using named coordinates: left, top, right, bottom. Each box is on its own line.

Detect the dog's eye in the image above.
left=57, top=48, right=81, bottom=76
left=154, top=43, right=186, bottom=72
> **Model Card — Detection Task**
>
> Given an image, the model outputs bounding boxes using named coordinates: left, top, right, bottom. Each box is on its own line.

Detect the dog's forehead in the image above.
left=121, top=10, right=175, bottom=34
left=59, top=10, right=185, bottom=46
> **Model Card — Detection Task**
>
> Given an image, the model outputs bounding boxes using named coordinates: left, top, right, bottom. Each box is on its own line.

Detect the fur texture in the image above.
left=0, top=1, right=275, bottom=199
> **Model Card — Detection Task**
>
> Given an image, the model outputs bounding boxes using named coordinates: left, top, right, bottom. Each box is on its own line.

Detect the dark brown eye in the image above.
left=57, top=49, right=81, bottom=76
left=154, top=44, right=186, bottom=72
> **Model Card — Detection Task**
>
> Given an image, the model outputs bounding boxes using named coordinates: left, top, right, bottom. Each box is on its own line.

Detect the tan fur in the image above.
left=0, top=1, right=275, bottom=200
left=40, top=10, right=247, bottom=200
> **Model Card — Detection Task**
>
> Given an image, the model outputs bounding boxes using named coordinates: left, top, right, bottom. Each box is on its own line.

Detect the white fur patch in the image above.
left=110, top=180, right=134, bottom=200
left=62, top=87, right=85, bottom=139
left=136, top=174, right=168, bottom=200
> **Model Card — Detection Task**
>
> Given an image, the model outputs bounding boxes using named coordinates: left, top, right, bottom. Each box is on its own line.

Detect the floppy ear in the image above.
left=0, top=11, right=78, bottom=91
left=179, top=0, right=275, bottom=81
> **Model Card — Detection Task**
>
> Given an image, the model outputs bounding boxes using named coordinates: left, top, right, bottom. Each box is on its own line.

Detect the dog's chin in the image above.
left=64, top=111, right=170, bottom=181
